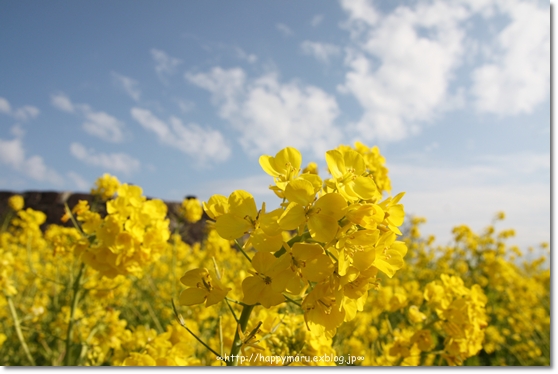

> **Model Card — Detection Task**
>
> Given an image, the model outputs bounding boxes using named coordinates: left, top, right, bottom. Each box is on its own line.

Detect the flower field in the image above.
left=0, top=143, right=550, bottom=366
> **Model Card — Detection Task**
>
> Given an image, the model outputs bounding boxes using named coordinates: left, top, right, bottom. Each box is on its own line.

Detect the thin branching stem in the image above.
left=171, top=299, right=223, bottom=359
left=283, top=294, right=301, bottom=307
left=6, top=295, right=36, bottom=366
left=64, top=262, right=85, bottom=366
left=64, top=203, right=86, bottom=238
left=225, top=297, right=250, bottom=307
left=225, top=298, right=240, bottom=323
left=234, top=240, right=252, bottom=263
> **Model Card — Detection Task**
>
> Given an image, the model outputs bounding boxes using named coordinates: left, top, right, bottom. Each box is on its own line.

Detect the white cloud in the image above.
left=51, top=93, right=74, bottom=112
left=151, top=49, right=182, bottom=82
left=112, top=72, right=141, bottom=101
left=0, top=133, right=62, bottom=184
left=13, top=106, right=40, bottom=121
left=0, top=137, right=25, bottom=167
left=186, top=67, right=342, bottom=157
left=186, top=67, right=246, bottom=119
left=234, top=46, right=258, bottom=64
left=51, top=93, right=125, bottom=142
left=67, top=171, right=90, bottom=191
left=339, top=0, right=470, bottom=142
left=70, top=142, right=140, bottom=175
left=276, top=23, right=294, bottom=36
left=82, top=110, right=125, bottom=143
left=10, top=124, right=25, bottom=138
left=300, top=41, right=341, bottom=64
left=337, top=0, right=549, bottom=143
left=339, top=0, right=380, bottom=28
left=470, top=1, right=550, bottom=115
left=311, top=14, right=324, bottom=27
left=130, top=107, right=230, bottom=164
left=0, top=97, right=11, bottom=114
left=0, top=96, right=40, bottom=121
left=174, top=98, right=196, bottom=113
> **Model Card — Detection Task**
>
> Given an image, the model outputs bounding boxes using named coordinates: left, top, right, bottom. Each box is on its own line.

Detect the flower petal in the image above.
left=179, top=288, right=207, bottom=306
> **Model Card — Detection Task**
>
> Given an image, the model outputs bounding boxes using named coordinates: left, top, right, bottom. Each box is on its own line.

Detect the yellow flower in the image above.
left=242, top=252, right=290, bottom=308
left=289, top=242, right=334, bottom=283
left=276, top=242, right=335, bottom=295
left=325, top=147, right=380, bottom=202
left=378, top=192, right=405, bottom=235
left=408, top=305, right=427, bottom=324
left=122, top=352, right=157, bottom=366
left=202, top=194, right=229, bottom=220
left=259, top=146, right=302, bottom=191
left=302, top=283, right=345, bottom=337
left=336, top=229, right=379, bottom=276
left=278, top=193, right=347, bottom=243
left=179, top=268, right=230, bottom=307
left=411, top=330, right=435, bottom=352
left=250, top=204, right=284, bottom=252
left=181, top=197, right=203, bottom=223
left=341, top=267, right=378, bottom=301
left=346, top=202, right=384, bottom=230
left=353, top=142, right=392, bottom=195
left=214, top=190, right=257, bottom=240
left=91, top=173, right=120, bottom=201
left=372, top=232, right=407, bottom=278
left=8, top=195, right=24, bottom=211
left=237, top=322, right=265, bottom=356
left=283, top=174, right=322, bottom=206
left=302, top=161, right=319, bottom=174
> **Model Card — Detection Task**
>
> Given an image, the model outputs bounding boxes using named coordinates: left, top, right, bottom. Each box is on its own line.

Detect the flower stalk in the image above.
left=228, top=304, right=255, bottom=366
left=6, top=295, right=36, bottom=366
left=64, top=262, right=85, bottom=366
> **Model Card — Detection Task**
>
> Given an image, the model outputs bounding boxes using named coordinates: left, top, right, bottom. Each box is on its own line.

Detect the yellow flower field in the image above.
left=0, top=143, right=549, bottom=366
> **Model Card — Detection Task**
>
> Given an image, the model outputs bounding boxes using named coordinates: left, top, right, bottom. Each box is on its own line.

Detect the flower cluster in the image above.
left=386, top=214, right=550, bottom=365
left=424, top=275, right=488, bottom=365
left=91, top=173, right=121, bottom=201
left=73, top=184, right=170, bottom=278
left=181, top=197, right=203, bottom=224
left=8, top=195, right=24, bottom=212
left=182, top=143, right=408, bottom=339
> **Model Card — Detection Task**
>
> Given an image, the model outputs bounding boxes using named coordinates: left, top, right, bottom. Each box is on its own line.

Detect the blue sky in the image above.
left=0, top=0, right=550, bottom=250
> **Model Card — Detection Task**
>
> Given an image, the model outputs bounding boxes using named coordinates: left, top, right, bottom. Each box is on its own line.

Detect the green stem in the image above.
left=224, top=298, right=240, bottom=323
left=283, top=294, right=301, bottom=307
left=1, top=210, right=14, bottom=233
left=219, top=316, right=224, bottom=359
left=171, top=299, right=222, bottom=359
left=78, top=324, right=102, bottom=365
left=64, top=262, right=85, bottom=366
left=146, top=301, right=164, bottom=333
left=64, top=203, right=86, bottom=237
left=172, top=230, right=177, bottom=299
left=6, top=295, right=36, bottom=366
left=225, top=297, right=250, bottom=307
left=234, top=240, right=252, bottom=263
left=228, top=304, right=255, bottom=366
